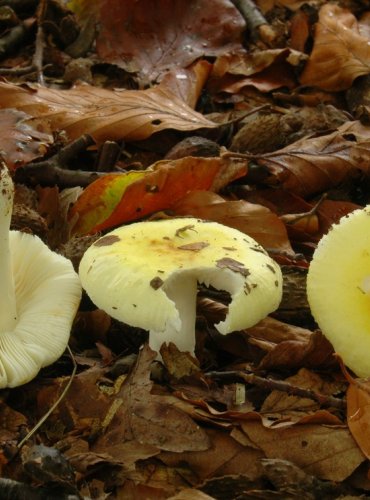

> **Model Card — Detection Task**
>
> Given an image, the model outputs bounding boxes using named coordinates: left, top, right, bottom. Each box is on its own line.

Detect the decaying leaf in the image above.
left=300, top=4, right=370, bottom=91
left=0, top=81, right=216, bottom=143
left=0, top=109, right=52, bottom=170
left=160, top=428, right=265, bottom=482
left=241, top=420, right=365, bottom=482
left=208, top=48, right=305, bottom=95
left=95, top=0, right=245, bottom=84
left=258, top=121, right=370, bottom=197
left=172, top=190, right=294, bottom=254
left=69, top=156, right=247, bottom=235
left=159, top=60, right=213, bottom=108
left=93, top=345, right=210, bottom=456
left=347, top=376, right=370, bottom=460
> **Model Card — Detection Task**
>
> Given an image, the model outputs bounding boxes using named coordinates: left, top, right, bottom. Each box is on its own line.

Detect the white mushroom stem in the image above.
left=0, top=166, right=17, bottom=331
left=149, top=274, right=198, bottom=354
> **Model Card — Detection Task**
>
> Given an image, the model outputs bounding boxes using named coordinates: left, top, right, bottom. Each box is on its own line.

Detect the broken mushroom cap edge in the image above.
left=79, top=217, right=283, bottom=355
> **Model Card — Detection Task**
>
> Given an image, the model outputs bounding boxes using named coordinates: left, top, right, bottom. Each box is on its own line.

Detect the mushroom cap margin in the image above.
left=79, top=218, right=282, bottom=336
left=307, top=206, right=370, bottom=377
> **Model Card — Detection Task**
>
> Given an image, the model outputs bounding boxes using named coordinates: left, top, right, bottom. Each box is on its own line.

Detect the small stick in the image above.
left=95, top=141, right=122, bottom=172
left=14, top=134, right=109, bottom=187
left=33, top=0, right=47, bottom=84
left=231, top=0, right=277, bottom=45
left=0, top=22, right=29, bottom=59
left=0, top=64, right=36, bottom=76
left=282, top=193, right=328, bottom=226
left=206, top=370, right=346, bottom=410
left=14, top=162, right=106, bottom=188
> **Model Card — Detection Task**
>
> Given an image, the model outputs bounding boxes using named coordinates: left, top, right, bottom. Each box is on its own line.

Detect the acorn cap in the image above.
left=79, top=217, right=282, bottom=354
left=307, top=206, right=370, bottom=377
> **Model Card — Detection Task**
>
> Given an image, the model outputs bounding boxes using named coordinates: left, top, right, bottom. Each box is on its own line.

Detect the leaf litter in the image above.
left=1, top=0, right=370, bottom=498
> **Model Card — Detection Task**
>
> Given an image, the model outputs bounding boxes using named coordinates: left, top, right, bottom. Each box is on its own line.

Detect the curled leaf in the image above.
left=258, top=121, right=370, bottom=197
left=300, top=4, right=370, bottom=91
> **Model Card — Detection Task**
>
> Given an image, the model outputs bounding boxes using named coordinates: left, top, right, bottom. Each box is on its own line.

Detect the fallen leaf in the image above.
left=94, top=345, right=210, bottom=456
left=347, top=377, right=370, bottom=460
left=209, top=49, right=304, bottom=95
left=0, top=81, right=216, bottom=143
left=68, top=170, right=145, bottom=235
left=95, top=0, right=245, bottom=85
left=256, top=331, right=335, bottom=371
left=300, top=4, right=370, bottom=91
left=70, top=156, right=247, bottom=235
left=168, top=489, right=216, bottom=500
left=36, top=365, right=113, bottom=433
left=317, top=199, right=361, bottom=235
left=261, top=368, right=345, bottom=417
left=241, top=420, right=365, bottom=481
left=159, top=60, right=213, bottom=108
left=172, top=190, right=294, bottom=253
left=160, top=428, right=264, bottom=482
left=160, top=342, right=201, bottom=379
left=258, top=121, right=370, bottom=197
left=0, top=110, right=53, bottom=171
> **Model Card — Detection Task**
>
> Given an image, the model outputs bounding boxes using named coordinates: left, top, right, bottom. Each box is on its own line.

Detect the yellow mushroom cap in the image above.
left=79, top=217, right=282, bottom=354
left=307, top=206, right=370, bottom=377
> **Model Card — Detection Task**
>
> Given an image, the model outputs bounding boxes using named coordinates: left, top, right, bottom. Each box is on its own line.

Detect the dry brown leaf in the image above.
left=94, top=345, right=210, bottom=456
left=168, top=489, right=216, bottom=500
left=160, top=342, right=201, bottom=379
left=36, top=365, right=113, bottom=433
left=258, top=120, right=370, bottom=197
left=172, top=190, right=294, bottom=254
left=0, top=109, right=53, bottom=170
left=208, top=49, right=304, bottom=95
left=0, top=82, right=216, bottom=143
left=300, top=4, right=370, bottom=91
left=96, top=0, right=245, bottom=85
left=159, top=60, right=213, bottom=108
left=256, top=331, right=335, bottom=371
left=160, top=428, right=264, bottom=482
left=261, top=368, right=345, bottom=416
left=347, top=378, right=370, bottom=460
left=317, top=199, right=361, bottom=235
left=241, top=421, right=365, bottom=481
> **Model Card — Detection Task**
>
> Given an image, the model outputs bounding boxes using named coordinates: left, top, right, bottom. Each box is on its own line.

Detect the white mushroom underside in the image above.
left=0, top=231, right=81, bottom=388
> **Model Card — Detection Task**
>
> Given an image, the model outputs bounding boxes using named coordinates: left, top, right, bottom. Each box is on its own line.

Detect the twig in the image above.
left=0, top=64, right=36, bottom=75
left=0, top=22, right=30, bottom=59
left=14, top=163, right=106, bottom=188
left=281, top=193, right=328, bottom=226
left=95, top=141, right=122, bottom=172
left=17, top=346, right=77, bottom=449
left=14, top=134, right=108, bottom=188
left=230, top=0, right=277, bottom=45
left=33, top=0, right=47, bottom=84
left=56, top=134, right=95, bottom=165
left=206, top=370, right=346, bottom=410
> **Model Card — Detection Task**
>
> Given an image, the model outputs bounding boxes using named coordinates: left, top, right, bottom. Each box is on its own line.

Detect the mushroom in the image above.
left=79, top=217, right=282, bottom=355
left=307, top=206, right=370, bottom=377
left=0, top=164, right=82, bottom=388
